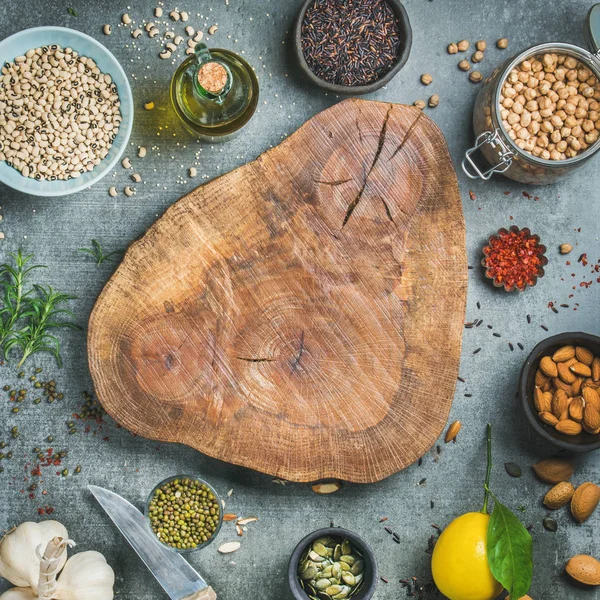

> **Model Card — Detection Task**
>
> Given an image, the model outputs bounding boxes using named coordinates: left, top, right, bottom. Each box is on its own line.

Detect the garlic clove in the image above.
left=0, top=521, right=68, bottom=590
left=54, top=551, right=115, bottom=600
left=0, top=589, right=37, bottom=600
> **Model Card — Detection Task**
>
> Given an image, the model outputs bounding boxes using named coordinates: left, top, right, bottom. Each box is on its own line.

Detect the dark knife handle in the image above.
left=182, top=587, right=217, bottom=600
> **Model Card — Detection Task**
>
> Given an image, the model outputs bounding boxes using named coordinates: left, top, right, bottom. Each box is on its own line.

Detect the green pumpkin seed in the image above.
left=333, top=544, right=342, bottom=561
left=333, top=588, right=350, bottom=600
left=332, top=562, right=341, bottom=579
left=504, top=462, right=522, bottom=478
left=341, top=539, right=352, bottom=555
left=543, top=517, right=558, bottom=532
left=351, top=559, right=364, bottom=575
left=339, top=555, right=355, bottom=565
left=325, top=585, right=343, bottom=595
left=301, top=565, right=318, bottom=580
left=339, top=561, right=351, bottom=571
left=309, top=551, right=326, bottom=562
left=354, top=573, right=363, bottom=585
left=313, top=542, right=329, bottom=557
left=341, top=572, right=355, bottom=586
left=315, top=579, right=332, bottom=590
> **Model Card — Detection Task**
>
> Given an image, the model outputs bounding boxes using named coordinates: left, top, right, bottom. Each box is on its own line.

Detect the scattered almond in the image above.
left=445, top=420, right=461, bottom=443
left=312, top=481, right=342, bottom=494
left=544, top=481, right=575, bottom=509
left=218, top=541, right=241, bottom=554
left=236, top=517, right=258, bottom=526
left=223, top=514, right=238, bottom=521
left=571, top=482, right=600, bottom=523
left=532, top=457, right=574, bottom=483
left=566, top=554, right=600, bottom=586
left=552, top=345, right=575, bottom=362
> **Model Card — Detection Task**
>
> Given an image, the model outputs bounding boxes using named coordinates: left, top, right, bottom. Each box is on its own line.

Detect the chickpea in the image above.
left=537, top=133, right=549, bottom=147
left=476, top=40, right=487, bottom=51
left=586, top=130, right=599, bottom=143
left=541, top=149, right=551, bottom=159
left=588, top=110, right=599, bottom=122
left=550, top=130, right=561, bottom=143
left=505, top=87, right=517, bottom=99
left=457, top=40, right=470, bottom=52
left=550, top=149, right=562, bottom=160
left=550, top=114, right=564, bottom=128
left=556, top=140, right=568, bottom=152
left=561, top=127, right=572, bottom=138
left=575, top=106, right=587, bottom=119
left=497, top=38, right=509, bottom=49
left=571, top=125, right=583, bottom=137
left=520, top=112, right=532, bottom=127
left=531, top=146, right=543, bottom=157
left=564, top=57, right=578, bottom=69
left=526, top=100, right=539, bottom=112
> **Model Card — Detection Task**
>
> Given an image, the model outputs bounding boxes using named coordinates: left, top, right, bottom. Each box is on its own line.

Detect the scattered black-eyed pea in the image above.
left=154, top=6, right=163, bottom=17
left=138, top=146, right=147, bottom=158
left=428, top=94, right=440, bottom=108
left=165, top=31, right=175, bottom=39
left=414, top=100, right=426, bottom=110
left=145, top=22, right=155, bottom=32
left=476, top=40, right=487, bottom=52
left=132, top=29, right=142, bottom=39
left=122, top=157, right=132, bottom=169
left=159, top=49, right=172, bottom=59
left=103, top=24, right=112, bottom=35
left=472, top=50, right=484, bottom=63
left=188, top=39, right=197, bottom=48
left=193, top=31, right=204, bottom=42
left=170, top=10, right=180, bottom=21
left=208, top=25, right=218, bottom=35
left=131, top=173, right=142, bottom=183
left=457, top=40, right=469, bottom=52
left=166, top=42, right=177, bottom=52
left=124, top=186, right=136, bottom=197
left=181, top=11, right=189, bottom=21
left=144, top=101, right=155, bottom=111
left=447, top=43, right=458, bottom=54
left=189, top=167, right=197, bottom=177
left=149, top=28, right=160, bottom=38
left=186, top=48, right=195, bottom=55
left=459, top=60, right=471, bottom=71
left=497, top=38, right=509, bottom=49
left=421, top=73, right=433, bottom=85
left=185, top=26, right=195, bottom=36
left=174, top=35, right=184, bottom=45
left=469, top=71, right=483, bottom=83
left=122, top=13, right=131, bottom=25
left=108, top=186, right=118, bottom=197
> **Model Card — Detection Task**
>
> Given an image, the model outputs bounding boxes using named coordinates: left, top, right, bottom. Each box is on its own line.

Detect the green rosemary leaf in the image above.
left=78, top=239, right=121, bottom=266
left=67, top=7, right=78, bottom=16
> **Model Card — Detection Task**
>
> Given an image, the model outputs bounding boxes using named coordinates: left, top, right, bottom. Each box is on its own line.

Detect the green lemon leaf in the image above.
left=486, top=495, right=533, bottom=599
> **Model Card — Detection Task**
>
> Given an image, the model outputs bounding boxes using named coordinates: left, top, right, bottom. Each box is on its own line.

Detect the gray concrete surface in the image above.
left=1, top=0, right=599, bottom=598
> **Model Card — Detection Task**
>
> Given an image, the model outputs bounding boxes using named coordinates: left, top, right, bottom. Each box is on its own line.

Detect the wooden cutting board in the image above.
left=88, top=99, right=467, bottom=483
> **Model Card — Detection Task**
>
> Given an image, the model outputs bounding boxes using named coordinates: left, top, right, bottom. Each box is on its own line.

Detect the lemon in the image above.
left=431, top=511, right=502, bottom=600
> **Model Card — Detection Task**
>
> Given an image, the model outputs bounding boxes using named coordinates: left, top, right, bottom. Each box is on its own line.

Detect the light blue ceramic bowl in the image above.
left=0, top=27, right=133, bottom=197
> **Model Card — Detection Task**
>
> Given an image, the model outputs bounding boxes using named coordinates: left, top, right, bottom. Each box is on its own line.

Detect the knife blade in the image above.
left=89, top=485, right=216, bottom=600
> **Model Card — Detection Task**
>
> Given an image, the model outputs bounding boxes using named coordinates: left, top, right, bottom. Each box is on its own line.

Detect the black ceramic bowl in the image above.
left=289, top=527, right=378, bottom=600
left=520, top=332, right=600, bottom=452
left=294, top=0, right=412, bottom=95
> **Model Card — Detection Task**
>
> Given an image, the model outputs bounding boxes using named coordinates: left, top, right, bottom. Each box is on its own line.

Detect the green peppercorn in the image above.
left=12, top=407, right=19, bottom=414
left=35, top=368, right=42, bottom=373
left=17, top=371, right=24, bottom=378
left=75, top=465, right=82, bottom=474
left=47, top=435, right=54, bottom=442
left=3, top=385, right=9, bottom=391
left=61, top=469, right=69, bottom=477
left=0, top=442, right=6, bottom=449
left=34, top=398, right=41, bottom=404
left=6, top=452, right=12, bottom=459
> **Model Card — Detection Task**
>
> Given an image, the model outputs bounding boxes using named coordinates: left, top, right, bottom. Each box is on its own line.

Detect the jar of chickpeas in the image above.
left=463, top=6, right=600, bottom=184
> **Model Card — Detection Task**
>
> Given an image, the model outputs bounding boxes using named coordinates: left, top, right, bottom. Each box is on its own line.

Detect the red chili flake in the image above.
left=509, top=215, right=514, bottom=220
left=37, top=508, right=46, bottom=515
left=578, top=253, right=588, bottom=266
left=46, top=507, right=55, bottom=514
left=522, top=191, right=532, bottom=198
left=503, top=191, right=511, bottom=195
left=483, top=227, right=546, bottom=291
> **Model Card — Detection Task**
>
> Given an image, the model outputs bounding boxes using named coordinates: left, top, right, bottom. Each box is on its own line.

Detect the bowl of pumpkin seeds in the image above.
left=289, top=528, right=378, bottom=600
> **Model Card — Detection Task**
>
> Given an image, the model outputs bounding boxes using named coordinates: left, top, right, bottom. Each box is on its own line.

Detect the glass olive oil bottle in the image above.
left=170, top=43, right=259, bottom=140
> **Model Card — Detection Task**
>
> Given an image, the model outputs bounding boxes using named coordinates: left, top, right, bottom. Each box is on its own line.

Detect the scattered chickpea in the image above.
left=476, top=40, right=487, bottom=52
left=421, top=73, right=433, bottom=86
left=559, top=243, right=573, bottom=254
left=497, top=38, right=509, bottom=49
left=413, top=100, right=427, bottom=110
left=144, top=101, right=155, bottom=111
left=458, top=60, right=471, bottom=72
left=472, top=51, right=484, bottom=63
left=457, top=40, right=470, bottom=52
left=469, top=71, right=483, bottom=83
left=428, top=94, right=440, bottom=108
left=447, top=43, right=458, bottom=55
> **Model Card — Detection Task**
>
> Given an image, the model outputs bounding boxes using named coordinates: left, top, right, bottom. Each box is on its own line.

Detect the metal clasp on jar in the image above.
left=462, top=129, right=515, bottom=180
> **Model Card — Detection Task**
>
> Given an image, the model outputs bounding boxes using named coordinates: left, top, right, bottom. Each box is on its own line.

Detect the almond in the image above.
left=571, top=362, right=592, bottom=377
left=553, top=377, right=574, bottom=395
left=583, top=404, right=600, bottom=432
left=569, top=396, right=585, bottom=422
left=544, top=481, right=575, bottom=509
left=558, top=362, right=577, bottom=384
left=566, top=554, right=600, bottom=586
left=532, top=457, right=574, bottom=483
left=555, top=419, right=582, bottom=435
left=583, top=387, right=600, bottom=411
left=571, top=482, right=600, bottom=523
left=445, top=420, right=461, bottom=443
left=535, top=369, right=550, bottom=388
left=575, top=346, right=594, bottom=366
left=552, top=345, right=575, bottom=362
left=236, top=516, right=258, bottom=526
left=572, top=377, right=583, bottom=396
left=218, top=541, right=241, bottom=554
left=593, top=357, right=600, bottom=381
left=551, top=389, right=569, bottom=419
left=584, top=378, right=600, bottom=390
left=540, top=356, right=558, bottom=377
left=539, top=411, right=559, bottom=427
left=223, top=513, right=238, bottom=521
left=534, top=387, right=551, bottom=413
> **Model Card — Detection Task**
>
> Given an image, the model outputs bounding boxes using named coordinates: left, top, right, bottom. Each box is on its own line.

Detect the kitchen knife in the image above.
left=89, top=485, right=216, bottom=600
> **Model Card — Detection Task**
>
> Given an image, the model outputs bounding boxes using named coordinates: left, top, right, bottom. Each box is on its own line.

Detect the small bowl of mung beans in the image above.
left=145, top=475, right=223, bottom=553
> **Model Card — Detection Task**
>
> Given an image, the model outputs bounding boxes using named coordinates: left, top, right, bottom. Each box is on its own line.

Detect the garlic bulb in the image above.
left=0, top=521, right=68, bottom=590
left=53, top=552, right=114, bottom=600
left=0, top=589, right=37, bottom=600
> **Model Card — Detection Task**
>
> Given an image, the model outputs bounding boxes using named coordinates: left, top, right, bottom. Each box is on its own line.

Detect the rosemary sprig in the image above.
left=78, top=239, right=120, bottom=266
left=0, top=251, right=78, bottom=367
left=0, top=251, right=44, bottom=346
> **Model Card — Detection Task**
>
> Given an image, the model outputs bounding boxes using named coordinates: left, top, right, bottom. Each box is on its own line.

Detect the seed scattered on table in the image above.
left=476, top=40, right=487, bottom=52
left=165, top=31, right=175, bottom=39
left=414, top=100, right=426, bottom=110
left=169, top=10, right=180, bottom=21
left=132, top=28, right=142, bottom=39
left=189, top=167, right=197, bottom=177
left=457, top=40, right=470, bottom=52
left=122, top=157, right=132, bottom=169
left=103, top=24, right=112, bottom=35
left=448, top=43, right=458, bottom=54
left=181, top=11, right=189, bottom=21
left=472, top=50, right=484, bottom=63
left=459, top=60, right=471, bottom=71
left=145, top=22, right=155, bottom=32
left=560, top=243, right=573, bottom=254
left=208, top=24, right=218, bottom=35
left=121, top=13, right=131, bottom=25
left=108, top=186, right=118, bottom=197
left=160, top=49, right=172, bottom=60
left=124, top=186, right=135, bottom=197
left=421, top=73, right=433, bottom=85
left=154, top=6, right=163, bottom=17
left=185, top=25, right=195, bottom=36
left=497, top=38, right=509, bottom=49
left=428, top=94, right=440, bottom=108
left=131, top=173, right=141, bottom=183
left=149, top=27, right=160, bottom=38
left=193, top=31, right=204, bottom=42
left=470, top=71, right=483, bottom=83
left=138, top=146, right=147, bottom=158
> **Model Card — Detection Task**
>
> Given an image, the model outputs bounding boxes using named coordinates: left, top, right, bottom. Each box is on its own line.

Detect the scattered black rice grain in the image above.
left=493, top=332, right=501, bottom=337
left=418, top=477, right=427, bottom=486
left=381, top=576, right=389, bottom=583
left=527, top=314, right=531, bottom=323
left=464, top=393, right=472, bottom=397
left=476, top=301, right=481, bottom=309
left=384, top=526, right=393, bottom=534
left=508, top=342, right=514, bottom=351
left=465, top=322, right=474, bottom=329
left=543, top=517, right=558, bottom=532
left=430, top=500, right=434, bottom=508
left=301, top=0, right=402, bottom=86
left=541, top=324, right=549, bottom=331
left=473, top=348, right=481, bottom=354
left=487, top=324, right=493, bottom=329
left=418, top=457, right=423, bottom=466
left=475, top=319, right=483, bottom=327
left=518, top=342, right=524, bottom=350
left=457, top=376, right=465, bottom=383
left=550, top=304, right=558, bottom=314
left=392, top=532, right=401, bottom=543
left=504, top=462, right=522, bottom=478
left=560, top=304, right=569, bottom=308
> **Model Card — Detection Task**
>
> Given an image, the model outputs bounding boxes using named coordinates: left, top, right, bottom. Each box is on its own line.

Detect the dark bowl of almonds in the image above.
left=294, top=0, right=412, bottom=95
left=519, top=332, right=600, bottom=452
left=145, top=474, right=223, bottom=553
left=289, top=527, right=378, bottom=600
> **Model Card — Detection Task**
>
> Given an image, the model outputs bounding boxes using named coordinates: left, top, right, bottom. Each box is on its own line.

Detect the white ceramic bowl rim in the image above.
left=0, top=26, right=133, bottom=197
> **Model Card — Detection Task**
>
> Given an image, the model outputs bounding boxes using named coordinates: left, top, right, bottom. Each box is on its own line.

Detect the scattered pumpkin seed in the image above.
left=543, top=517, right=558, bottom=532
left=504, top=462, right=522, bottom=478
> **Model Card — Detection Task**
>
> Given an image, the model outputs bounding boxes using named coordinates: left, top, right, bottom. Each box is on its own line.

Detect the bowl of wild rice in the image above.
left=294, top=0, right=412, bottom=94
left=0, top=26, right=133, bottom=197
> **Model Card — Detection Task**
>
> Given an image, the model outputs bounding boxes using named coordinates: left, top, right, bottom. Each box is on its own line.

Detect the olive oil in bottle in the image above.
left=170, top=43, right=259, bottom=140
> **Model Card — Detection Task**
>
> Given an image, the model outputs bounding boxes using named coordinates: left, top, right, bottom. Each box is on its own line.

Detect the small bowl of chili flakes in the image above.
left=482, top=226, right=547, bottom=292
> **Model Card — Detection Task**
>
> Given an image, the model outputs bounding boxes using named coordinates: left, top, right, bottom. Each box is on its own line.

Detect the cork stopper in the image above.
left=197, top=62, right=228, bottom=94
